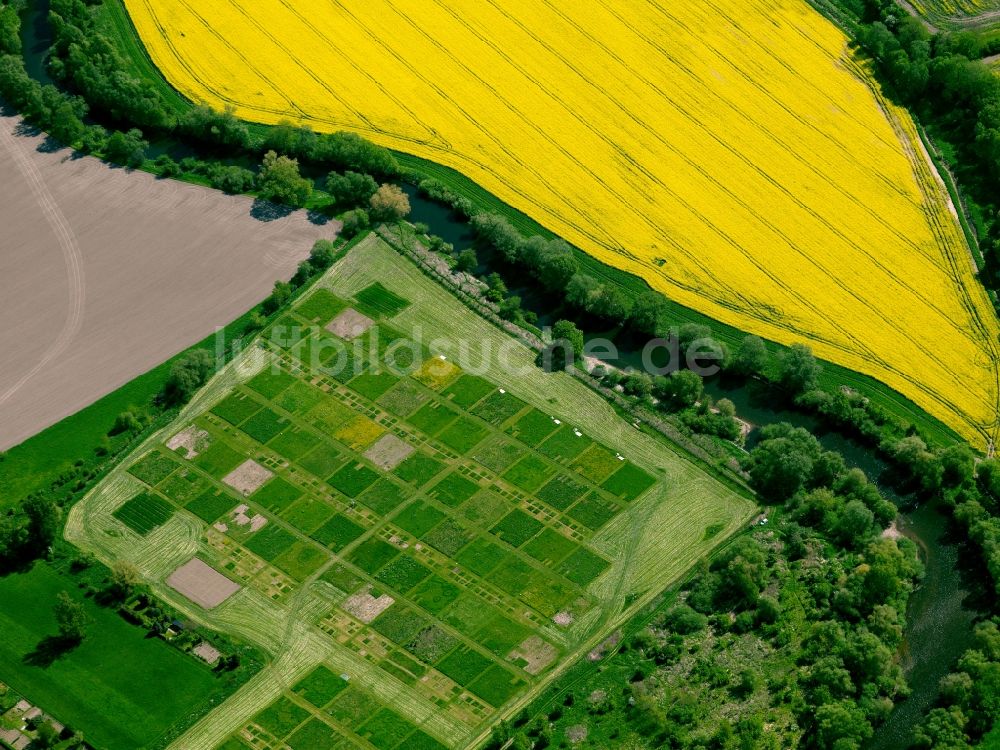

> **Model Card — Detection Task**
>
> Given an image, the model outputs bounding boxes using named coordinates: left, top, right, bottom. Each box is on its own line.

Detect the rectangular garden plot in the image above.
left=490, top=509, right=544, bottom=547
left=363, top=433, right=415, bottom=471
left=442, top=374, right=495, bottom=409
left=210, top=391, right=262, bottom=426
left=349, top=369, right=400, bottom=402
left=246, top=368, right=297, bottom=400
left=167, top=558, right=241, bottom=609
left=185, top=489, right=237, bottom=523
left=251, top=476, right=301, bottom=513
left=222, top=460, right=274, bottom=497
left=293, top=665, right=350, bottom=709
left=471, top=390, right=527, bottom=426
left=601, top=460, right=658, bottom=501
left=538, top=425, right=592, bottom=462
left=294, top=288, right=348, bottom=325
left=127, top=450, right=179, bottom=486
left=113, top=492, right=174, bottom=535
left=159, top=468, right=212, bottom=505
left=354, top=281, right=411, bottom=318
left=507, top=408, right=559, bottom=443
left=328, top=463, right=380, bottom=498
left=311, top=513, right=367, bottom=551
left=437, top=416, right=490, bottom=453
left=411, top=357, right=462, bottom=390
left=272, top=541, right=328, bottom=580
left=429, top=472, right=479, bottom=508
left=286, top=718, right=343, bottom=750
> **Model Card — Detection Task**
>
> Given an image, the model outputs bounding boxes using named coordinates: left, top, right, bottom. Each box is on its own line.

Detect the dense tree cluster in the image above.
left=160, top=349, right=215, bottom=405
left=910, top=619, right=1000, bottom=748
left=369, top=183, right=411, bottom=222
left=53, top=590, right=90, bottom=643
left=0, top=497, right=60, bottom=571
left=49, top=0, right=171, bottom=129
left=257, top=150, right=312, bottom=207
left=326, top=169, right=378, bottom=207
left=178, top=104, right=251, bottom=151
left=0, top=0, right=21, bottom=56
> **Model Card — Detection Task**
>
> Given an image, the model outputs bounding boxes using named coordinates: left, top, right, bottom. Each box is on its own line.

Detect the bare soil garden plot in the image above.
left=166, top=558, right=242, bottom=609
left=326, top=308, right=375, bottom=341
left=364, top=433, right=416, bottom=470
left=222, top=460, right=275, bottom=496
left=0, top=113, right=330, bottom=451
left=166, top=425, right=210, bottom=459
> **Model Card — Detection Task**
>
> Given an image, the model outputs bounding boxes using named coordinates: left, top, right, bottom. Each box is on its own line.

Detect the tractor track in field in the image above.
left=0, top=121, right=85, bottom=412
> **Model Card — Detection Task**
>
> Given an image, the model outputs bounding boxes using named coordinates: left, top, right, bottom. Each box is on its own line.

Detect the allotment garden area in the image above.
left=65, top=234, right=753, bottom=750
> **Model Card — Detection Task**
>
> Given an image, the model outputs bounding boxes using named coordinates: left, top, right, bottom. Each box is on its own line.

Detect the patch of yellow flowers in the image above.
left=124, top=0, right=1000, bottom=448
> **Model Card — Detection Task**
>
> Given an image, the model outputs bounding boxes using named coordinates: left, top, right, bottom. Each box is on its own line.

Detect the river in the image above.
left=18, top=0, right=52, bottom=87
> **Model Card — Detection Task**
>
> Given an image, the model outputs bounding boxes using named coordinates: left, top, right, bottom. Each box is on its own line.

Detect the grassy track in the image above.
left=900, top=0, right=1000, bottom=30
left=0, top=563, right=221, bottom=750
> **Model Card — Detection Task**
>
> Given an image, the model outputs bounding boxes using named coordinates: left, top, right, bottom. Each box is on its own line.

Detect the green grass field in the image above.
left=65, top=234, right=754, bottom=749
left=0, top=563, right=221, bottom=750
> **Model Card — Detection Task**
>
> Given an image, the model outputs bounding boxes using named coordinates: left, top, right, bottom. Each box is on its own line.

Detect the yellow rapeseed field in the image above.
left=124, top=0, right=1000, bottom=448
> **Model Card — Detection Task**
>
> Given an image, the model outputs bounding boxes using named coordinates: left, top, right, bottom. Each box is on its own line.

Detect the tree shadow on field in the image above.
left=250, top=198, right=294, bottom=222
left=307, top=209, right=331, bottom=226
left=23, top=635, right=80, bottom=668
left=13, top=119, right=41, bottom=139
left=36, top=134, right=65, bottom=154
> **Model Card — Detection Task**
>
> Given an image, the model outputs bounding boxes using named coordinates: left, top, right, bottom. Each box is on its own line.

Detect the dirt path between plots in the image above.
left=0, top=114, right=335, bottom=450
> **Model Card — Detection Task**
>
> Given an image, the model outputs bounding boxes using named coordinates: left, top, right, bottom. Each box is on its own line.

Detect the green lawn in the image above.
left=0, top=563, right=222, bottom=750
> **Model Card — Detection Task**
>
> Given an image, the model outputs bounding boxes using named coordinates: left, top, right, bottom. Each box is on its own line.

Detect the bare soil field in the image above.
left=167, top=557, right=242, bottom=609
left=363, top=433, right=414, bottom=470
left=0, top=113, right=333, bottom=450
